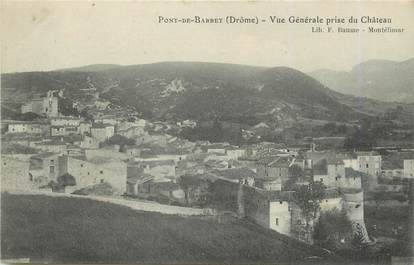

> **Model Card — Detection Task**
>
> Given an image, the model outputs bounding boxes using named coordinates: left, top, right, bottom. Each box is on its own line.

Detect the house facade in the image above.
left=403, top=160, right=414, bottom=178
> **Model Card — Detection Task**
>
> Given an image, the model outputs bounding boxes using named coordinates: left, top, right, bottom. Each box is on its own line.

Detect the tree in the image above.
left=58, top=97, right=80, bottom=117
left=57, top=173, right=76, bottom=187
left=178, top=175, right=212, bottom=207
left=103, top=135, right=135, bottom=151
left=293, top=181, right=326, bottom=223
left=314, top=209, right=353, bottom=249
left=284, top=165, right=304, bottom=190
left=44, top=173, right=76, bottom=192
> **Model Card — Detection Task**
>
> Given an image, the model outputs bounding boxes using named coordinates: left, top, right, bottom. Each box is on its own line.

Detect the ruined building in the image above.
left=21, top=90, right=59, bottom=117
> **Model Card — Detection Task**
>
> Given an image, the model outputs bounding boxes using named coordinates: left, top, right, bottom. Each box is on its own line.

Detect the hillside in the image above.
left=309, top=58, right=414, bottom=103
left=1, top=62, right=365, bottom=124
left=58, top=64, right=122, bottom=72
left=3, top=61, right=413, bottom=145
left=1, top=193, right=326, bottom=264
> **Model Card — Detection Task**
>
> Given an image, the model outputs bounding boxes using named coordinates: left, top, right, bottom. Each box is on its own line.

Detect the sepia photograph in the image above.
left=1, top=1, right=413, bottom=264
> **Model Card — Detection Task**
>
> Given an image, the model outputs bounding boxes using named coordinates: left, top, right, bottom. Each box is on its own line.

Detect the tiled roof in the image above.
left=345, top=167, right=363, bottom=179
left=213, top=167, right=257, bottom=180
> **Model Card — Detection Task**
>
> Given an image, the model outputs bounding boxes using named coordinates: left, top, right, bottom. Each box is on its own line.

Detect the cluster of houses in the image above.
left=2, top=90, right=414, bottom=245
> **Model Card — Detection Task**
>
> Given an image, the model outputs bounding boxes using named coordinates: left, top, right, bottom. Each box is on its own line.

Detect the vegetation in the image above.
left=285, top=165, right=304, bottom=190
left=314, top=209, right=353, bottom=250
left=1, top=193, right=325, bottom=263
left=180, top=121, right=243, bottom=145
left=364, top=203, right=409, bottom=241
left=58, top=97, right=79, bottom=117
left=44, top=173, right=76, bottom=192
left=293, top=181, right=326, bottom=223
left=102, top=135, right=135, bottom=151
left=177, top=175, right=212, bottom=207
left=72, top=183, right=114, bottom=196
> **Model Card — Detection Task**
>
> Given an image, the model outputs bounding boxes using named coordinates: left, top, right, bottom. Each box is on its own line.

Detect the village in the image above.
left=1, top=90, right=414, bottom=250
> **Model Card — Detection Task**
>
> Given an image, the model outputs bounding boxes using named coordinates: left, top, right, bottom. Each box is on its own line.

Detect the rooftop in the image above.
left=213, top=168, right=257, bottom=180
left=257, top=156, right=291, bottom=167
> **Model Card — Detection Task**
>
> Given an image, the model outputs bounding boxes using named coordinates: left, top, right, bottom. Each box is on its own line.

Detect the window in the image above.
left=297, top=220, right=302, bottom=225
left=49, top=166, right=55, bottom=174
left=100, top=179, right=104, bottom=183
left=81, top=164, right=83, bottom=167
left=355, top=204, right=361, bottom=209
left=275, top=218, right=279, bottom=226
left=88, top=172, right=90, bottom=175
left=50, top=159, right=54, bottom=164
left=320, top=178, right=323, bottom=182
left=100, top=170, right=103, bottom=174
left=366, top=163, right=369, bottom=168
left=3, top=162, right=6, bottom=166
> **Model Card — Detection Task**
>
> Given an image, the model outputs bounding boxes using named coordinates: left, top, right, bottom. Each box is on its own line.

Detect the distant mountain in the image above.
left=309, top=58, right=414, bottom=103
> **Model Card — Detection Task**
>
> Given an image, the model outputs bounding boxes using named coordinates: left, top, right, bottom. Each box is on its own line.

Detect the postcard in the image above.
left=1, top=1, right=413, bottom=264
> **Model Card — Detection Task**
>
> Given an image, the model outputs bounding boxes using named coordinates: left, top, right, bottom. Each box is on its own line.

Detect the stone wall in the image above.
left=343, top=192, right=370, bottom=244
left=1, top=155, right=33, bottom=191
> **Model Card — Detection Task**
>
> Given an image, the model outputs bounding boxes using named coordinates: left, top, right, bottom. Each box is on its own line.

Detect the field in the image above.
left=1, top=193, right=326, bottom=264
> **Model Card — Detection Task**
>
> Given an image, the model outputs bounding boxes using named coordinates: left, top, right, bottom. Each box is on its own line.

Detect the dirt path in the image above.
left=5, top=189, right=214, bottom=216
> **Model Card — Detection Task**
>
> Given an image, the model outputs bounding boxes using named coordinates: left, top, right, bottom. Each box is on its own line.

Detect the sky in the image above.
left=1, top=1, right=413, bottom=73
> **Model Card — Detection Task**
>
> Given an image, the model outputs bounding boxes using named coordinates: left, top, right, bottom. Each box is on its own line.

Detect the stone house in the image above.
left=50, top=117, right=82, bottom=127
left=226, top=146, right=247, bottom=160
left=61, top=156, right=128, bottom=194
left=313, top=158, right=362, bottom=190
left=126, top=173, right=154, bottom=195
left=118, top=126, right=147, bottom=139
left=124, top=145, right=142, bottom=157
left=7, top=121, right=48, bottom=134
left=90, top=123, right=115, bottom=143
left=128, top=159, right=176, bottom=182
left=80, top=135, right=100, bottom=149
left=404, top=160, right=414, bottom=178
left=212, top=168, right=256, bottom=187
left=353, top=151, right=382, bottom=189
left=78, top=122, right=92, bottom=135
left=50, top=126, right=78, bottom=136
left=381, top=167, right=404, bottom=179
left=356, top=151, right=382, bottom=176
left=85, top=147, right=129, bottom=161
left=205, top=143, right=228, bottom=155
left=241, top=186, right=294, bottom=237
left=255, top=156, right=292, bottom=191
left=35, top=141, right=67, bottom=154
left=29, top=153, right=64, bottom=183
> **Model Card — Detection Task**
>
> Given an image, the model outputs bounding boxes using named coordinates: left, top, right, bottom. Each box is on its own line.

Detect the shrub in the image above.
left=314, top=209, right=353, bottom=250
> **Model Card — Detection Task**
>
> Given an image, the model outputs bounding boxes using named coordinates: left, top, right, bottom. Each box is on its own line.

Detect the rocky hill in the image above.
left=309, top=58, right=414, bottom=103
left=1, top=62, right=367, bottom=125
